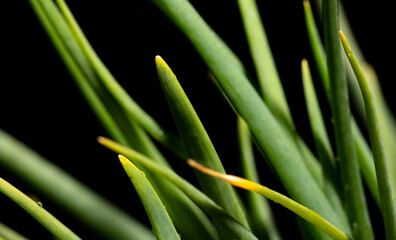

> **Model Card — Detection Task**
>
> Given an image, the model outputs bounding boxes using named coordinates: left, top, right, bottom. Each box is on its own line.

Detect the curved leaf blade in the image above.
left=155, top=56, right=249, bottom=229
left=237, top=118, right=281, bottom=240
left=188, top=160, right=351, bottom=240
left=0, top=178, right=80, bottom=240
left=340, top=31, right=396, bottom=240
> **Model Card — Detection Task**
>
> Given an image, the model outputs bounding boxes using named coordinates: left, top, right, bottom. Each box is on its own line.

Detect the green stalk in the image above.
left=237, top=0, right=324, bottom=188
left=323, top=0, right=373, bottom=238
left=301, top=60, right=350, bottom=232
left=237, top=0, right=293, bottom=131
left=0, top=178, right=80, bottom=240
left=340, top=31, right=396, bottom=240
left=237, top=118, right=282, bottom=240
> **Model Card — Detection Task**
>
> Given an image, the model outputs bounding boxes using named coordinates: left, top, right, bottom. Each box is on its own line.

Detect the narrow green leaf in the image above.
left=29, top=0, right=130, bottom=146
left=301, top=59, right=336, bottom=186
left=0, top=178, right=80, bottom=240
left=98, top=137, right=258, bottom=240
left=237, top=117, right=282, bottom=240
left=0, top=130, right=154, bottom=240
left=237, top=0, right=324, bottom=188
left=303, top=0, right=330, bottom=99
left=237, top=0, right=293, bottom=131
left=340, top=31, right=396, bottom=240
left=0, top=222, right=28, bottom=240
left=119, top=155, right=180, bottom=240
left=55, top=0, right=186, bottom=159
left=155, top=56, right=250, bottom=229
left=323, top=1, right=373, bottom=238
left=301, top=60, right=351, bottom=232
left=303, top=0, right=380, bottom=205
left=189, top=160, right=352, bottom=240
left=364, top=65, right=396, bottom=201
left=150, top=1, right=349, bottom=238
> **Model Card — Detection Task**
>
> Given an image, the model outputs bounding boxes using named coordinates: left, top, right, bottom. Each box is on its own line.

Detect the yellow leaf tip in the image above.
left=97, top=136, right=105, bottom=144
left=155, top=55, right=165, bottom=65
left=118, top=155, right=129, bottom=165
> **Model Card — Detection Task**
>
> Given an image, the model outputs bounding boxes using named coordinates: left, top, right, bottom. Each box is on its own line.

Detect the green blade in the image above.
left=98, top=137, right=258, bottom=240
left=323, top=1, right=373, bottom=238
left=189, top=160, right=352, bottom=240
left=55, top=0, right=186, bottom=159
left=237, top=0, right=293, bottom=131
left=0, top=130, right=154, bottom=240
left=119, top=155, right=180, bottom=240
left=303, top=0, right=380, bottom=205
left=340, top=32, right=396, bottom=240
left=155, top=56, right=249, bottom=229
left=0, top=178, right=80, bottom=240
left=301, top=60, right=350, bottom=232
left=237, top=117, right=282, bottom=240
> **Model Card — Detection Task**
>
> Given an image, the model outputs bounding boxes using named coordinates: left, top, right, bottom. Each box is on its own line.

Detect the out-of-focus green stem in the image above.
left=0, top=178, right=81, bottom=240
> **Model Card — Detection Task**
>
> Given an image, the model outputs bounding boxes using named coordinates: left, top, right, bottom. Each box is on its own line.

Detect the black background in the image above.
left=1, top=0, right=394, bottom=239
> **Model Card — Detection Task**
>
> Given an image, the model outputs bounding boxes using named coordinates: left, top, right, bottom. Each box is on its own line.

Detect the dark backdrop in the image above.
left=1, top=1, right=393, bottom=239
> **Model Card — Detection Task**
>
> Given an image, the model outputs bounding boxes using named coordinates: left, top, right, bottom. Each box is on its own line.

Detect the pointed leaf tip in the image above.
left=118, top=155, right=131, bottom=168
left=155, top=55, right=165, bottom=65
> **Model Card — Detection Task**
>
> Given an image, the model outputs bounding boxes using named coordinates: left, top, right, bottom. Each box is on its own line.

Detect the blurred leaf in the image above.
left=0, top=222, right=28, bottom=240
left=0, top=178, right=80, bottom=240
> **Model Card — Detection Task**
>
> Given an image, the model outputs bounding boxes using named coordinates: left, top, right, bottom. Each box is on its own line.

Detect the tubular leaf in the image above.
left=237, top=118, right=282, bottom=240
left=0, top=178, right=81, bottom=240
left=155, top=56, right=249, bottom=229
left=340, top=31, right=396, bottom=240
left=237, top=0, right=293, bottom=131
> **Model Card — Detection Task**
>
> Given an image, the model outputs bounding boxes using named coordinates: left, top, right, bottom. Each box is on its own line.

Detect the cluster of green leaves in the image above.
left=1, top=0, right=395, bottom=239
